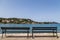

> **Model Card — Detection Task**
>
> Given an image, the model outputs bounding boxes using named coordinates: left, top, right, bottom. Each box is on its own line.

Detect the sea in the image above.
left=0, top=24, right=60, bottom=33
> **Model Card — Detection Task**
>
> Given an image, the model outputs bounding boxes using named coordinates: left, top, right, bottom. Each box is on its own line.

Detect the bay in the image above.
left=0, top=24, right=60, bottom=33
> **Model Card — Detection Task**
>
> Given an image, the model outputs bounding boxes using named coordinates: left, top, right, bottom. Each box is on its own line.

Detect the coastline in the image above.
left=0, top=33, right=60, bottom=40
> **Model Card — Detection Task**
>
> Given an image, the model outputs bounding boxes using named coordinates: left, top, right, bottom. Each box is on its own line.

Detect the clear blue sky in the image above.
left=0, top=0, right=60, bottom=22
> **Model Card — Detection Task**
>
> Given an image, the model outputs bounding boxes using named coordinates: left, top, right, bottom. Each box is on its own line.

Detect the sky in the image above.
left=0, top=0, right=60, bottom=22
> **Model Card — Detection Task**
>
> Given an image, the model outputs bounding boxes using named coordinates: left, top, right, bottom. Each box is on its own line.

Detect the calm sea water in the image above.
left=0, top=24, right=60, bottom=33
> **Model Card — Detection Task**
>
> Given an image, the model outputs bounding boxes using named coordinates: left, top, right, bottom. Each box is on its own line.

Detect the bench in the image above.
left=32, top=27, right=58, bottom=38
left=1, top=27, right=30, bottom=38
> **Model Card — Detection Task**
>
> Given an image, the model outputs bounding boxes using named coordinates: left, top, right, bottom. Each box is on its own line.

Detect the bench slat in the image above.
left=1, top=27, right=30, bottom=30
left=32, top=27, right=57, bottom=30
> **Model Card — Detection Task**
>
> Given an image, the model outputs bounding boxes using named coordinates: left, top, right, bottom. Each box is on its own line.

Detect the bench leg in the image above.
left=27, top=30, right=29, bottom=38
left=56, top=32, right=58, bottom=38
left=2, top=30, right=3, bottom=38
left=56, top=30, right=58, bottom=38
left=53, top=30, right=54, bottom=37
left=5, top=29, right=6, bottom=37
left=32, top=30, right=34, bottom=38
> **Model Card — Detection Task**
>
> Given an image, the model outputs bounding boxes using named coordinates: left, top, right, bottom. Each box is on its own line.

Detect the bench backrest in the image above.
left=32, top=27, right=57, bottom=30
left=1, top=27, right=30, bottom=30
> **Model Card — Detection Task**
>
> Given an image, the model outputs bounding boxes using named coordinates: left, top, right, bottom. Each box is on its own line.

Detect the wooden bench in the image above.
left=1, top=27, right=30, bottom=38
left=32, top=27, right=58, bottom=38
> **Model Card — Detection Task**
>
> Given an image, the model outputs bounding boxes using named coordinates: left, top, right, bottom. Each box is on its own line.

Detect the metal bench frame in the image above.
left=1, top=27, right=30, bottom=38
left=32, top=27, right=58, bottom=38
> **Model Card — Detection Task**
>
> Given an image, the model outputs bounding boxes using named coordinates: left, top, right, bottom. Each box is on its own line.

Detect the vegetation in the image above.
left=0, top=18, right=58, bottom=24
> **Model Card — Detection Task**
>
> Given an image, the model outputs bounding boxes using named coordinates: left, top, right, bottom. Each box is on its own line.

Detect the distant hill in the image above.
left=0, top=18, right=59, bottom=24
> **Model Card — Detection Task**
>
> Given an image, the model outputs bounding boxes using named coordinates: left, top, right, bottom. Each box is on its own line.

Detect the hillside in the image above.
left=0, top=18, right=58, bottom=24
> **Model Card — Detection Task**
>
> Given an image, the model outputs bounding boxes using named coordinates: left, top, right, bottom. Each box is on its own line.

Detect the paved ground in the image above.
left=0, top=33, right=60, bottom=40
